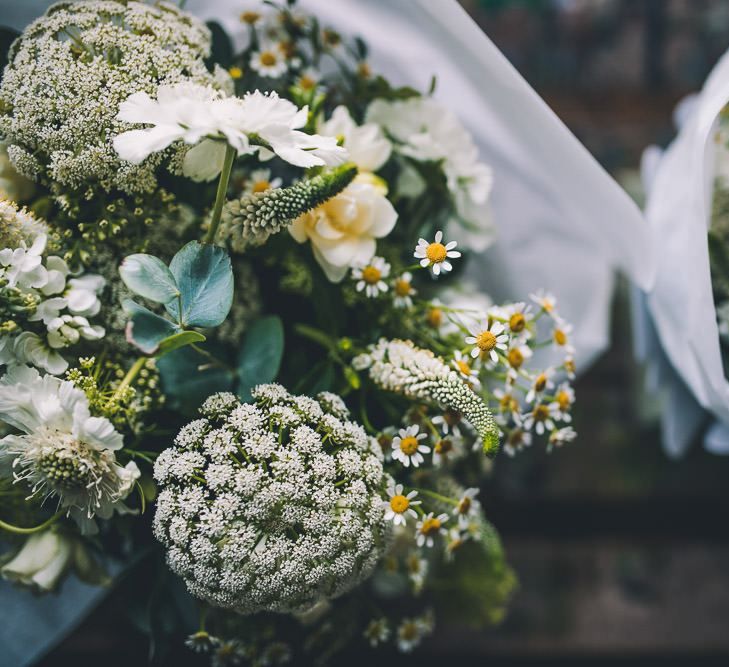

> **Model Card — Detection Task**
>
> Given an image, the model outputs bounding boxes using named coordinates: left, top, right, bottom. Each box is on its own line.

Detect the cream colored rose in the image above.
left=289, top=179, right=398, bottom=282
left=1, top=530, right=73, bottom=592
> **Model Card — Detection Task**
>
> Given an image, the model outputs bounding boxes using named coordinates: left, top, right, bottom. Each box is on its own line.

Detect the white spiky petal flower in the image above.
left=0, top=366, right=138, bottom=534
left=414, top=231, right=461, bottom=276
left=153, top=386, right=388, bottom=615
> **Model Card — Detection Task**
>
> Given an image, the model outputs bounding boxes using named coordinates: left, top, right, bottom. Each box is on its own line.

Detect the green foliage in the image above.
left=119, top=254, right=179, bottom=304
left=237, top=315, right=285, bottom=401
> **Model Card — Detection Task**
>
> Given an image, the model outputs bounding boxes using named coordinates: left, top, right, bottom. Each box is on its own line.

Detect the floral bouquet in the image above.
left=639, top=47, right=729, bottom=456
left=0, top=1, right=578, bottom=663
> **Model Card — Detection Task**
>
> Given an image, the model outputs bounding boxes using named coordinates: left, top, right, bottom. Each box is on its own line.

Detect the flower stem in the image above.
left=109, top=356, right=147, bottom=406
left=204, top=143, right=237, bottom=245
left=416, top=488, right=458, bottom=506
left=0, top=511, right=63, bottom=535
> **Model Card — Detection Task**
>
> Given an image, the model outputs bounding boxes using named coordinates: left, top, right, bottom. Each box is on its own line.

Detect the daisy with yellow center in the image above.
left=530, top=289, right=558, bottom=315
left=522, top=402, right=558, bottom=435
left=415, top=511, right=449, bottom=547
left=565, top=357, right=576, bottom=379
left=505, top=301, right=533, bottom=336
left=551, top=382, right=574, bottom=421
left=414, top=230, right=461, bottom=276
left=432, top=409, right=462, bottom=437
left=505, top=341, right=532, bottom=371
left=503, top=427, right=532, bottom=457
left=250, top=44, right=288, bottom=78
left=465, top=320, right=508, bottom=361
left=493, top=387, right=520, bottom=418
left=228, top=66, right=243, bottom=80
left=526, top=368, right=555, bottom=403
left=296, top=68, right=320, bottom=91
left=552, top=321, right=574, bottom=352
left=451, top=350, right=480, bottom=387
left=426, top=305, right=443, bottom=328
left=352, top=256, right=390, bottom=298
left=549, top=426, right=577, bottom=450
left=244, top=168, right=282, bottom=196
left=406, top=552, right=428, bottom=592
left=383, top=482, right=420, bottom=526
left=240, top=10, right=262, bottom=24
left=392, top=271, right=416, bottom=308
left=454, top=487, right=480, bottom=528
left=432, top=437, right=455, bottom=465
left=391, top=425, right=430, bottom=467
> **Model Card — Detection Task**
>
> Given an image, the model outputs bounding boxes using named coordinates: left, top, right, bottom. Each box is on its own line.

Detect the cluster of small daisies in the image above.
left=153, top=386, right=389, bottom=615
left=0, top=201, right=106, bottom=375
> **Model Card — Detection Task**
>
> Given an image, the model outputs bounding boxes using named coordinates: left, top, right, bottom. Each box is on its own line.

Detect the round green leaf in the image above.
left=120, top=254, right=179, bottom=304
left=236, top=315, right=284, bottom=401
left=123, top=299, right=180, bottom=355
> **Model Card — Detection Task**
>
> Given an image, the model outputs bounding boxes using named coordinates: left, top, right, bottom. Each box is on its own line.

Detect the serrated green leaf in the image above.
left=166, top=241, right=234, bottom=328
left=119, top=253, right=179, bottom=304
left=236, top=315, right=284, bottom=401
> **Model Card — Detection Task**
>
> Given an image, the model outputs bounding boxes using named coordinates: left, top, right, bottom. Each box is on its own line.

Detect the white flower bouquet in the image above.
left=0, top=1, right=581, bottom=662
left=639, top=48, right=729, bottom=456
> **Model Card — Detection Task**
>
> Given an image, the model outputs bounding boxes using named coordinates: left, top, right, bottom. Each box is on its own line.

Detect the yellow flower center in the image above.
left=323, top=29, right=341, bottom=46
left=507, top=347, right=524, bottom=368
left=565, top=358, right=576, bottom=375
left=476, top=330, right=497, bottom=351
left=534, top=373, right=547, bottom=392
left=434, top=439, right=452, bottom=454
left=361, top=266, right=382, bottom=284
left=400, top=622, right=418, bottom=640
left=457, top=497, right=472, bottom=514
left=499, top=393, right=517, bottom=413
left=228, top=66, right=243, bottom=79
left=533, top=404, right=550, bottom=421
left=394, top=278, right=411, bottom=297
left=377, top=434, right=392, bottom=451
left=399, top=436, right=420, bottom=455
left=259, top=51, right=278, bottom=67
left=357, top=62, right=372, bottom=78
left=425, top=242, right=447, bottom=263
left=390, top=494, right=410, bottom=513
left=407, top=554, right=423, bottom=573
left=420, top=517, right=442, bottom=535
left=456, top=359, right=471, bottom=376
left=426, top=307, right=442, bottom=328
left=542, top=300, right=554, bottom=313
left=252, top=180, right=271, bottom=193
left=508, top=429, right=525, bottom=445
left=554, top=329, right=567, bottom=346
left=509, top=312, right=526, bottom=332
left=299, top=75, right=316, bottom=90
left=240, top=11, right=261, bottom=24
left=557, top=390, right=571, bottom=411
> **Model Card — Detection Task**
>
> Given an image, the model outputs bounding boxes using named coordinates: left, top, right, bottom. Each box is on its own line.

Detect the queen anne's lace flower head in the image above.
left=153, top=385, right=389, bottom=615
left=0, top=0, right=217, bottom=193
left=0, top=365, right=138, bottom=533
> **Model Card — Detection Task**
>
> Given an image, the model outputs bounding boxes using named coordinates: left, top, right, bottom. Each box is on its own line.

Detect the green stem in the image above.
left=204, top=143, right=237, bottom=244
left=417, top=488, right=458, bottom=506
left=0, top=512, right=63, bottom=535
left=109, top=356, right=146, bottom=406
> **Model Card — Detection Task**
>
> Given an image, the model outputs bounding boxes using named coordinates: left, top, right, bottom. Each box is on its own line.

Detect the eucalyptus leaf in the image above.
left=119, top=254, right=179, bottom=305
left=156, top=330, right=206, bottom=357
left=157, top=345, right=235, bottom=413
left=236, top=315, right=284, bottom=401
left=166, top=241, right=234, bottom=328
left=123, top=299, right=180, bottom=355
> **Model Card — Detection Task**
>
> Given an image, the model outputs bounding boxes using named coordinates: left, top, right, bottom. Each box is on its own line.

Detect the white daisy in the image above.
left=415, top=511, right=449, bottom=548
left=391, top=425, right=430, bottom=467
left=451, top=350, right=480, bottom=387
left=432, top=409, right=462, bottom=437
left=503, top=427, right=533, bottom=457
left=352, top=256, right=390, bottom=298
left=453, top=487, right=481, bottom=529
left=383, top=482, right=420, bottom=526
left=551, top=382, right=575, bottom=422
left=525, top=368, right=555, bottom=404
left=243, top=168, right=282, bottom=195
left=522, top=402, right=559, bottom=435
left=548, top=426, right=577, bottom=450
left=413, top=230, right=461, bottom=276
left=250, top=43, right=288, bottom=78
left=552, top=320, right=575, bottom=353
left=530, top=289, right=558, bottom=316
left=392, top=271, right=416, bottom=308
left=503, top=301, right=534, bottom=337
left=465, top=320, right=508, bottom=361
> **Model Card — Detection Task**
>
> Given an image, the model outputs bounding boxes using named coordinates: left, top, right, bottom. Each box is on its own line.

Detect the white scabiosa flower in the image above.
left=465, top=320, right=508, bottom=362
left=414, top=231, right=461, bottom=276
left=319, top=106, right=392, bottom=173
left=352, top=256, right=390, bottom=298
left=153, top=386, right=388, bottom=615
left=383, top=482, right=420, bottom=525
left=355, top=339, right=500, bottom=453
left=0, top=366, right=138, bottom=534
left=391, top=425, right=430, bottom=468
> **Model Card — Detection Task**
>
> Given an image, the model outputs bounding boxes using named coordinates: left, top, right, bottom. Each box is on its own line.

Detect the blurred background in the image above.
left=16, top=0, right=729, bottom=664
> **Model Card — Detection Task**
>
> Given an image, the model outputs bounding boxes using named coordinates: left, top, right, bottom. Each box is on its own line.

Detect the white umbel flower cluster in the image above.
left=0, top=0, right=217, bottom=193
left=0, top=202, right=105, bottom=375
left=153, top=385, right=389, bottom=615
left=354, top=339, right=500, bottom=453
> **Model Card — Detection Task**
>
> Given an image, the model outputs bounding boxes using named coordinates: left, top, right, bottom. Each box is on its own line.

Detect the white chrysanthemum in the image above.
left=0, top=366, right=138, bottom=534
left=153, top=386, right=388, bottom=615
left=354, top=338, right=499, bottom=453
left=114, top=86, right=348, bottom=181
left=319, top=106, right=391, bottom=173
left=0, top=0, right=217, bottom=194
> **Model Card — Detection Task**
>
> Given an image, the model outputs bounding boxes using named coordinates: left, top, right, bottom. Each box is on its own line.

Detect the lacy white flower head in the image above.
left=290, top=180, right=398, bottom=282
left=319, top=106, right=392, bottom=174
left=113, top=85, right=348, bottom=181
left=153, top=386, right=389, bottom=615
left=0, top=199, right=45, bottom=251
left=0, top=0, right=218, bottom=193
left=355, top=338, right=500, bottom=454
left=0, top=365, right=139, bottom=534
left=352, top=256, right=390, bottom=298
left=414, top=231, right=461, bottom=277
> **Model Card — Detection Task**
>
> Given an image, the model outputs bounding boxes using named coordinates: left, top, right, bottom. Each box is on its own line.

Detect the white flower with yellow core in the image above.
left=0, top=365, right=139, bottom=534
left=415, top=511, right=449, bottom=548
left=289, top=181, right=398, bottom=282
left=250, top=43, right=288, bottom=78
left=392, top=271, right=416, bottom=308
left=453, top=488, right=481, bottom=529
left=383, top=482, right=420, bottom=526
left=243, top=168, right=282, bottom=195
left=505, top=341, right=532, bottom=373
left=522, top=402, right=559, bottom=435
left=551, top=382, right=575, bottom=422
left=552, top=320, right=575, bottom=353
left=391, top=425, right=430, bottom=468
left=530, top=289, right=558, bottom=316
left=319, top=106, right=392, bottom=173
left=465, top=320, right=508, bottom=362
left=451, top=350, right=481, bottom=387
left=414, top=231, right=461, bottom=276
left=364, top=618, right=390, bottom=648
left=549, top=426, right=577, bottom=450
left=503, top=427, right=532, bottom=457
left=352, top=256, right=390, bottom=298
left=526, top=368, right=555, bottom=403
left=503, top=301, right=534, bottom=337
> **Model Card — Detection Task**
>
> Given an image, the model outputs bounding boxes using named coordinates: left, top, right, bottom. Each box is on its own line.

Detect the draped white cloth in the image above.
left=638, top=49, right=729, bottom=456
